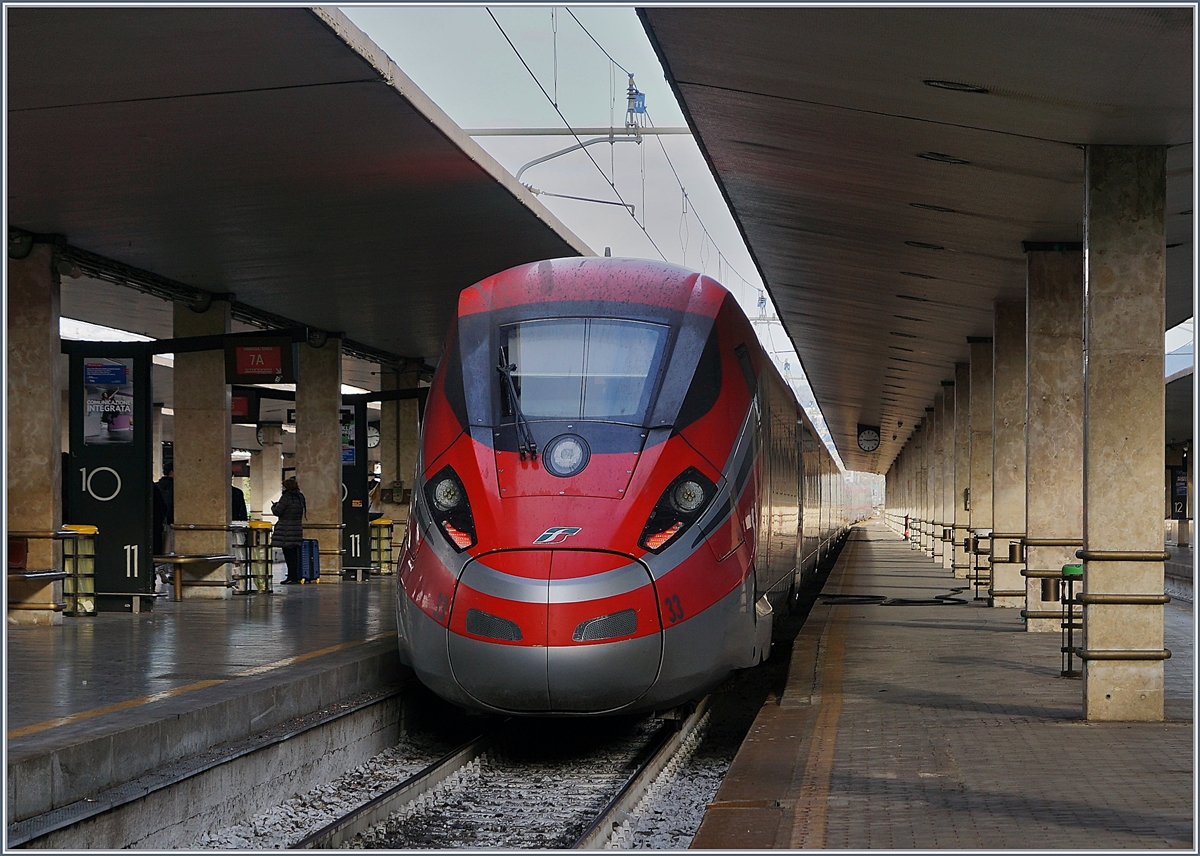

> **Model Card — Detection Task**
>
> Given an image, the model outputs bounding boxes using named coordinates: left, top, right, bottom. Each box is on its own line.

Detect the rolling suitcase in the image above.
left=300, top=538, right=320, bottom=583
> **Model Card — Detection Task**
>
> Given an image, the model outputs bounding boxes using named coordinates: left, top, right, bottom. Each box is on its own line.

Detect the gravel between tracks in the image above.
left=352, top=717, right=661, bottom=848
left=197, top=733, right=452, bottom=849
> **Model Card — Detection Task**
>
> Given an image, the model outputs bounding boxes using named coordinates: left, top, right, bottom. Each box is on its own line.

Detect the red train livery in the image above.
left=395, top=258, right=867, bottom=715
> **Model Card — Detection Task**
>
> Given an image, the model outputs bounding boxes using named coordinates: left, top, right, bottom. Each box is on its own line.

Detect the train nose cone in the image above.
left=447, top=550, right=663, bottom=713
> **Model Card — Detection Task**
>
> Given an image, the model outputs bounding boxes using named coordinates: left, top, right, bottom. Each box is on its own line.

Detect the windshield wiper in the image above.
left=498, top=350, right=538, bottom=460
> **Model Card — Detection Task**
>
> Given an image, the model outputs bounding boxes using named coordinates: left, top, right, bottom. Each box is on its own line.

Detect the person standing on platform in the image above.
left=231, top=483, right=249, bottom=522
left=153, top=463, right=175, bottom=585
left=368, top=476, right=383, bottom=522
left=271, top=476, right=306, bottom=584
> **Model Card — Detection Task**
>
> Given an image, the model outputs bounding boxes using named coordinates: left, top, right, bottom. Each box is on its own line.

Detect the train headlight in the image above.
left=543, top=434, right=590, bottom=478
left=639, top=468, right=718, bottom=554
left=670, top=479, right=706, bottom=513
left=432, top=477, right=463, bottom=511
left=423, top=466, right=477, bottom=551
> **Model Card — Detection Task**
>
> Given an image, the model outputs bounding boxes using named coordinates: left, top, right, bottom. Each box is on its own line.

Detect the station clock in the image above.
left=857, top=424, right=881, bottom=452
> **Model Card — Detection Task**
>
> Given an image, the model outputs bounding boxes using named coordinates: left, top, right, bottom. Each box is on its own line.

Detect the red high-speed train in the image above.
left=395, top=258, right=868, bottom=715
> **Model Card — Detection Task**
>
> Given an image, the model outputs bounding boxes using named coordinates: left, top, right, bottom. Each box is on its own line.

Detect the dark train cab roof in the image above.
left=458, top=258, right=730, bottom=320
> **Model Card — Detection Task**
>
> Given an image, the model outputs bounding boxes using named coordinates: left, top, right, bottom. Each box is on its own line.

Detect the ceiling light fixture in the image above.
left=918, top=152, right=970, bottom=165
left=890, top=331, right=919, bottom=339
left=905, top=241, right=945, bottom=250
left=923, top=79, right=989, bottom=94
left=889, top=345, right=915, bottom=352
left=893, top=315, right=926, bottom=322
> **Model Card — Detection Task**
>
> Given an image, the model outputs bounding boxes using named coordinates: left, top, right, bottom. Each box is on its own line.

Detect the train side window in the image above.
left=734, top=343, right=757, bottom=392
left=675, top=325, right=722, bottom=429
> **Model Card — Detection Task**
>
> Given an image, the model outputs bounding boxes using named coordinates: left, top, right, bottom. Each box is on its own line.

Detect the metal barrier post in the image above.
left=231, top=523, right=252, bottom=594
left=1060, top=563, right=1083, bottom=677
left=62, top=525, right=98, bottom=617
left=370, top=518, right=394, bottom=574
left=248, top=521, right=274, bottom=593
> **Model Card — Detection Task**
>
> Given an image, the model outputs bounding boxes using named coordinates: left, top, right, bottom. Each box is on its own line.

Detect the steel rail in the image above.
left=295, top=730, right=496, bottom=850
left=572, top=697, right=710, bottom=849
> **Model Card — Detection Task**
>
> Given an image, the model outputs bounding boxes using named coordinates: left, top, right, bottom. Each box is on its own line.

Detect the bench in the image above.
left=153, top=554, right=238, bottom=602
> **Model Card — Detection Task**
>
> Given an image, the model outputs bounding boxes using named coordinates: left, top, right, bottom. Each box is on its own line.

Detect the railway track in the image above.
left=298, top=699, right=711, bottom=850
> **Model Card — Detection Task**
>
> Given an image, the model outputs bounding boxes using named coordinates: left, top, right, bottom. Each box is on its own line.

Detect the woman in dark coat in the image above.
left=271, top=477, right=306, bottom=584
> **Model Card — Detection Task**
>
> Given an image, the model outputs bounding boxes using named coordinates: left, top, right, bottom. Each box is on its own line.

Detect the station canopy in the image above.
left=640, top=7, right=1193, bottom=473
left=8, top=7, right=591, bottom=366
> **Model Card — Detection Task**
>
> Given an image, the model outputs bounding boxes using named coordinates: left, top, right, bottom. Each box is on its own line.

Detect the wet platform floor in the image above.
left=6, top=574, right=401, bottom=825
left=7, top=575, right=396, bottom=733
left=694, top=521, right=1194, bottom=850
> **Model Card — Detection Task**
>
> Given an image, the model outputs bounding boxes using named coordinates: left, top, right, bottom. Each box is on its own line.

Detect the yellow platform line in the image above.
left=8, top=631, right=396, bottom=740
left=789, top=559, right=851, bottom=848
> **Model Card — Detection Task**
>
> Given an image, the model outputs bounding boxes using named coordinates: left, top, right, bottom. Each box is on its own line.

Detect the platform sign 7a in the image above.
left=65, top=344, right=154, bottom=611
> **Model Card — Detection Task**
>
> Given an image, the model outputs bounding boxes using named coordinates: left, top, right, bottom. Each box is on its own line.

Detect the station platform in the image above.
left=694, top=521, right=1194, bottom=850
left=6, top=575, right=401, bottom=828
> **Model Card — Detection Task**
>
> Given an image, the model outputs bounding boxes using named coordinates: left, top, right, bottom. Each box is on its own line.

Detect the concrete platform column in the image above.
left=1081, top=145, right=1168, bottom=721
left=296, top=337, right=344, bottom=577
left=251, top=424, right=283, bottom=522
left=969, top=338, right=994, bottom=586
left=917, top=418, right=932, bottom=554
left=380, top=364, right=422, bottom=540
left=172, top=298, right=233, bottom=597
left=1024, top=247, right=1084, bottom=631
left=929, top=392, right=945, bottom=561
left=7, top=244, right=64, bottom=625
left=909, top=423, right=926, bottom=550
left=991, top=300, right=1027, bottom=608
left=953, top=363, right=972, bottom=577
left=940, top=381, right=956, bottom=570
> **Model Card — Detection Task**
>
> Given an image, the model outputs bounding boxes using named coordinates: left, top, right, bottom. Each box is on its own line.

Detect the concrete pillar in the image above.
left=251, top=424, right=283, bottom=521
left=953, top=362, right=972, bottom=577
left=969, top=338, right=994, bottom=585
left=7, top=244, right=64, bottom=625
left=940, top=380, right=957, bottom=570
left=1024, top=248, right=1084, bottom=631
left=916, top=422, right=926, bottom=554
left=380, top=364, right=422, bottom=541
left=296, top=338, right=343, bottom=577
left=1081, top=145, right=1167, bottom=721
left=925, top=409, right=938, bottom=554
left=172, top=298, right=233, bottom=597
left=930, top=392, right=945, bottom=561
left=991, top=300, right=1027, bottom=607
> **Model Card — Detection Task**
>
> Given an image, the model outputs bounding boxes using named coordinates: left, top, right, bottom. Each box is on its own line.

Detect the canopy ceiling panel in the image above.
left=641, top=6, right=1193, bottom=472
left=9, top=7, right=590, bottom=363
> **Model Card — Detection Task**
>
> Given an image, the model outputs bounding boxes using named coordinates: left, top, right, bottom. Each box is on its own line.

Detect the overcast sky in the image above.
left=340, top=6, right=848, bottom=462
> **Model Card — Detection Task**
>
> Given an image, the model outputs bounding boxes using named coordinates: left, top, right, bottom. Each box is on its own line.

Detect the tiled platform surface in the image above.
left=694, top=522, right=1194, bottom=850
left=6, top=574, right=401, bottom=823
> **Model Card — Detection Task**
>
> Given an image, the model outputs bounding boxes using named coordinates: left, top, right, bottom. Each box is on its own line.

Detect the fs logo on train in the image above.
left=533, top=526, right=581, bottom=544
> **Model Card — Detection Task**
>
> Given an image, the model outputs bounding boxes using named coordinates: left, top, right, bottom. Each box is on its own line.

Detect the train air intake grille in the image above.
left=573, top=609, right=637, bottom=642
left=465, top=608, right=522, bottom=641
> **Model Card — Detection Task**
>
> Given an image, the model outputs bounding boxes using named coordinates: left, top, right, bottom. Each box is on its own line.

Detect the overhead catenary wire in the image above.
left=564, top=6, right=759, bottom=299
left=487, top=7, right=668, bottom=262
left=565, top=8, right=631, bottom=76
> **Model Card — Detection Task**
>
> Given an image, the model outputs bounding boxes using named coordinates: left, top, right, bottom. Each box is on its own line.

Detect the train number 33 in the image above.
left=664, top=594, right=685, bottom=624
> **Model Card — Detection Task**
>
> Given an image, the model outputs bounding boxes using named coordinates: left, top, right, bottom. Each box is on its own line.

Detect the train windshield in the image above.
left=499, top=318, right=669, bottom=423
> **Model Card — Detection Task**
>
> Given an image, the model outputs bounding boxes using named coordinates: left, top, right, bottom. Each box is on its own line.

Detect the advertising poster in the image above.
left=341, top=406, right=356, bottom=465
left=83, top=358, right=134, bottom=445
